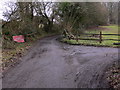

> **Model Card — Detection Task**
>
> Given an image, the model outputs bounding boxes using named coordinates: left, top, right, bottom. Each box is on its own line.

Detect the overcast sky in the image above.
left=0, top=0, right=16, bottom=20
left=0, top=0, right=119, bottom=20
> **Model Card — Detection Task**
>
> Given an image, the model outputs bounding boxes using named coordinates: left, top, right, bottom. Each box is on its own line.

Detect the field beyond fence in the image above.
left=62, top=25, right=120, bottom=47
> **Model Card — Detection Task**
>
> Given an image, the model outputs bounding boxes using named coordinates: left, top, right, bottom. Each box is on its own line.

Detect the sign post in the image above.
left=13, top=35, right=25, bottom=42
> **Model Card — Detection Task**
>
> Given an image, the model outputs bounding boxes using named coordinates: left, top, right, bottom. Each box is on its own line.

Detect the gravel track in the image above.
left=2, top=36, right=118, bottom=88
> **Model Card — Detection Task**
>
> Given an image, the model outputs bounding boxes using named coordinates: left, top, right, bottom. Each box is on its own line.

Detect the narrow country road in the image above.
left=3, top=36, right=118, bottom=88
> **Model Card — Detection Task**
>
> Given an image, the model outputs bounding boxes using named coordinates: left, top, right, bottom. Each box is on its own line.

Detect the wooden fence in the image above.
left=70, top=31, right=120, bottom=43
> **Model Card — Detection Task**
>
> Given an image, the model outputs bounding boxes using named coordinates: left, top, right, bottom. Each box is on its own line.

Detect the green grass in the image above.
left=88, top=25, right=119, bottom=41
left=85, top=25, right=119, bottom=34
left=63, top=38, right=119, bottom=47
left=62, top=25, right=120, bottom=47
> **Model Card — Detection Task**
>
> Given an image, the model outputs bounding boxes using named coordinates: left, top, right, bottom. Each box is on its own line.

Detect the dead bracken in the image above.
left=106, top=62, right=120, bottom=88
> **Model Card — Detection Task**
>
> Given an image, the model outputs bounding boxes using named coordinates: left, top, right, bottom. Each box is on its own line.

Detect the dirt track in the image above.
left=2, top=36, right=118, bottom=88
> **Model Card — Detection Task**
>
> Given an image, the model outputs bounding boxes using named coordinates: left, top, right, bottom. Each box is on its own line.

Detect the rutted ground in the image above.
left=2, top=36, right=118, bottom=88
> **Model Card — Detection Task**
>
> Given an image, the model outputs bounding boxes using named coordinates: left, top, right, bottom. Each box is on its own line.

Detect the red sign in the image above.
left=13, top=35, right=25, bottom=42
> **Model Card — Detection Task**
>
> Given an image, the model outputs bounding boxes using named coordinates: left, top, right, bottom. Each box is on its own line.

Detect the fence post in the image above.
left=99, top=31, right=102, bottom=43
left=76, top=30, right=79, bottom=42
left=76, top=36, right=78, bottom=42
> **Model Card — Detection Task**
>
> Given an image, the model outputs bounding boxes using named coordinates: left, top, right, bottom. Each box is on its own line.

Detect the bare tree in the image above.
left=33, top=2, right=56, bottom=32
left=3, top=2, right=19, bottom=21
left=106, top=2, right=118, bottom=24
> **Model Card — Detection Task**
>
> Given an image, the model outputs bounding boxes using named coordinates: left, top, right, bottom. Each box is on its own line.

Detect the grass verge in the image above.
left=61, top=38, right=120, bottom=48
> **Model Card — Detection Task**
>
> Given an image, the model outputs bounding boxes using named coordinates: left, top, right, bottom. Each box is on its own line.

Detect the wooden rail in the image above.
left=72, top=38, right=120, bottom=41
left=83, top=33, right=120, bottom=36
left=70, top=31, right=120, bottom=43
